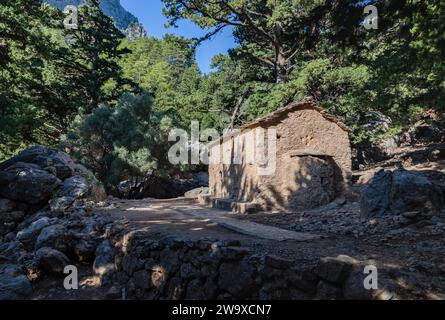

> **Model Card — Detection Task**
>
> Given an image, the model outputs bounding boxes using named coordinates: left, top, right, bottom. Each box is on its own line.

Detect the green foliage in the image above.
left=0, top=0, right=64, bottom=159
left=62, top=93, right=178, bottom=189
left=2, top=0, right=445, bottom=180
left=119, top=35, right=201, bottom=122
left=162, top=0, right=365, bottom=83
left=62, top=0, right=136, bottom=112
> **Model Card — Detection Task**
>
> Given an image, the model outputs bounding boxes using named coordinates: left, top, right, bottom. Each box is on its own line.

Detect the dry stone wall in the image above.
left=101, top=230, right=394, bottom=300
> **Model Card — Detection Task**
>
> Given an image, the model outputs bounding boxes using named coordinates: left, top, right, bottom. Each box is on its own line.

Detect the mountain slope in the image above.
left=44, top=0, right=139, bottom=31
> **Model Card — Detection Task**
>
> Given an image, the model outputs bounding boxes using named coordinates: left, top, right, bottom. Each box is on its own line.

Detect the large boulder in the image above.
left=361, top=169, right=445, bottom=217
left=0, top=162, right=61, bottom=205
left=35, top=224, right=72, bottom=253
left=49, top=175, right=89, bottom=212
left=353, top=137, right=400, bottom=169
left=0, top=145, right=76, bottom=177
left=35, top=247, right=70, bottom=275
left=0, top=145, right=107, bottom=213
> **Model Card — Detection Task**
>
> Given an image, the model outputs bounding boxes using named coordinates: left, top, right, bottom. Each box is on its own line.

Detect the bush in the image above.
left=62, top=93, right=178, bottom=191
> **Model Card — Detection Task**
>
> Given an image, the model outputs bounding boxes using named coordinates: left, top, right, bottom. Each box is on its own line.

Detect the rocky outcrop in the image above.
left=0, top=145, right=106, bottom=238
left=0, top=163, right=61, bottom=205
left=0, top=145, right=122, bottom=299
left=0, top=198, right=128, bottom=298
left=44, top=0, right=139, bottom=30
left=361, top=169, right=445, bottom=218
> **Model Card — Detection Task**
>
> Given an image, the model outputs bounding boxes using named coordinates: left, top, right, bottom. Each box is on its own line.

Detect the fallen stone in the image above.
left=316, top=255, right=358, bottom=284
left=0, top=162, right=61, bottom=205
left=73, top=237, right=98, bottom=263
left=49, top=196, right=76, bottom=212
left=35, top=224, right=71, bottom=252
left=16, top=217, right=53, bottom=246
left=361, top=170, right=444, bottom=217
left=93, top=240, right=115, bottom=277
left=184, top=187, right=209, bottom=199
left=58, top=175, right=89, bottom=199
left=35, top=247, right=70, bottom=275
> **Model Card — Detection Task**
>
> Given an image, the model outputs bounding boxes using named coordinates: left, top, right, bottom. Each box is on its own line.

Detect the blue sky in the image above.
left=120, top=0, right=236, bottom=74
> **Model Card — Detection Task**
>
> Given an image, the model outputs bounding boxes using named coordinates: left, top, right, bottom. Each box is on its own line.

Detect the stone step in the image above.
left=198, top=195, right=262, bottom=214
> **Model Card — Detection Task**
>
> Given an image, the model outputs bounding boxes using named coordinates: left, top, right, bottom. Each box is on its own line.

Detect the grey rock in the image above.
left=410, top=124, right=442, bottom=143
left=35, top=247, right=70, bottom=275
left=361, top=170, right=444, bottom=217
left=36, top=224, right=71, bottom=252
left=0, top=211, right=25, bottom=224
left=218, top=260, right=256, bottom=298
left=316, top=255, right=358, bottom=284
left=133, top=270, right=151, bottom=290
left=316, top=281, right=341, bottom=300
left=49, top=196, right=76, bottom=212
left=105, top=286, right=121, bottom=300
left=58, top=175, right=89, bottom=199
left=168, top=277, right=185, bottom=300
left=0, top=162, right=61, bottom=204
left=44, top=0, right=140, bottom=31
left=287, top=269, right=319, bottom=294
left=16, top=217, right=52, bottom=245
left=0, top=145, right=56, bottom=170
left=159, top=249, right=180, bottom=274
left=343, top=266, right=374, bottom=300
left=0, top=241, right=25, bottom=262
left=192, top=172, right=209, bottom=186
left=0, top=211, right=25, bottom=236
left=184, top=187, right=210, bottom=199
left=121, top=255, right=143, bottom=275
left=389, top=170, right=443, bottom=214
left=218, top=247, right=249, bottom=261
left=73, top=237, right=98, bottom=263
left=0, top=264, right=33, bottom=300
left=180, top=263, right=199, bottom=280
left=0, top=198, right=16, bottom=213
left=93, top=240, right=115, bottom=276
left=265, top=255, right=294, bottom=269
left=185, top=279, right=206, bottom=300
left=360, top=170, right=392, bottom=217
left=46, top=163, right=74, bottom=180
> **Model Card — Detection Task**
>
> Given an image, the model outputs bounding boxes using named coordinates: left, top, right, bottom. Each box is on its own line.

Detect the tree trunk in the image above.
left=275, top=49, right=288, bottom=84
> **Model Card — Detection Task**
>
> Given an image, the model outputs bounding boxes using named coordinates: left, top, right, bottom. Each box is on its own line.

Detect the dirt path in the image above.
left=101, top=198, right=319, bottom=241
left=91, top=196, right=445, bottom=300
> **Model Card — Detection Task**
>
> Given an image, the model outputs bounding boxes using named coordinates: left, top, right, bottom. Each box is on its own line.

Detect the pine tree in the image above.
left=62, top=0, right=136, bottom=113
left=0, top=0, right=61, bottom=158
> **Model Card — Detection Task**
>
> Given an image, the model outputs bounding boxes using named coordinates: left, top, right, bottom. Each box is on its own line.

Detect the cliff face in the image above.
left=44, top=0, right=140, bottom=31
